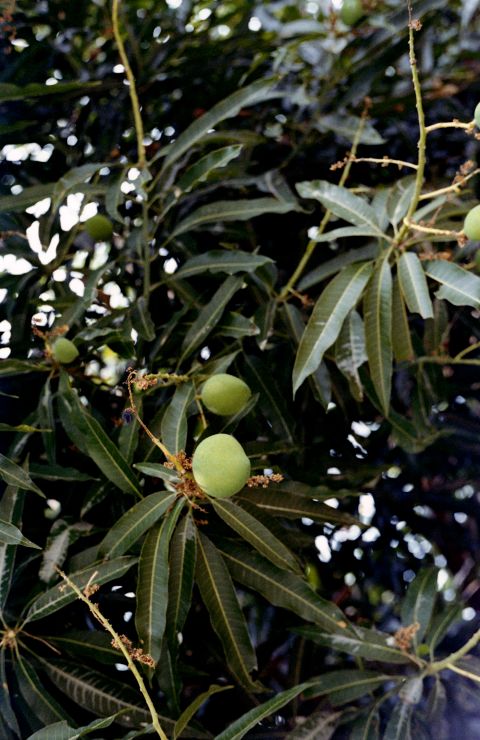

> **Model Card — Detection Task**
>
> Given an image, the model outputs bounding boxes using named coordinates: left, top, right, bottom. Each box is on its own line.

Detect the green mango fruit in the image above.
left=474, top=102, right=480, bottom=129
left=340, top=0, right=364, bottom=26
left=463, top=204, right=480, bottom=240
left=192, top=433, right=251, bottom=498
left=201, top=373, right=251, bottom=416
left=52, top=337, right=79, bottom=364
left=84, top=214, right=113, bottom=241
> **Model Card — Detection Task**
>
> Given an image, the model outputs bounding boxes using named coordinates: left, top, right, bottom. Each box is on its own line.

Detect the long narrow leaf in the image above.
left=296, top=181, right=384, bottom=234
left=364, top=255, right=393, bottom=416
left=293, top=262, right=373, bottom=393
left=400, top=567, right=438, bottom=646
left=135, top=500, right=185, bottom=664
left=174, top=684, right=232, bottom=739
left=99, top=492, right=177, bottom=559
left=166, top=512, right=197, bottom=650
left=172, top=198, right=296, bottom=237
left=161, top=383, right=195, bottom=454
left=174, top=250, right=272, bottom=280
left=424, top=260, right=480, bottom=308
left=0, top=485, right=25, bottom=611
left=195, top=532, right=259, bottom=691
left=392, top=277, right=414, bottom=362
left=398, top=253, right=433, bottom=318
left=0, top=454, right=44, bottom=496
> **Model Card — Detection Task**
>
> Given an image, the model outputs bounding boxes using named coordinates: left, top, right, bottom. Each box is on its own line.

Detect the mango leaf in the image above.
left=285, top=709, right=341, bottom=739
left=282, top=303, right=332, bottom=408
left=307, top=226, right=382, bottom=242
left=195, top=532, right=259, bottom=691
left=296, top=181, right=384, bottom=235
left=59, top=373, right=141, bottom=497
left=0, top=517, right=39, bottom=548
left=400, top=566, right=438, bottom=646
left=161, top=383, right=195, bottom=454
left=0, top=485, right=25, bottom=611
left=215, top=683, right=311, bottom=740
left=134, top=462, right=180, bottom=484
left=51, top=163, right=109, bottom=214
left=162, top=77, right=282, bottom=170
left=398, top=253, right=433, bottom=318
left=364, top=255, right=393, bottom=416
left=383, top=702, right=413, bottom=740
left=25, top=557, right=138, bottom=622
left=237, top=488, right=360, bottom=527
left=47, top=630, right=121, bottom=666
left=316, top=113, right=385, bottom=145
left=0, top=644, right=21, bottom=736
left=293, top=262, right=373, bottom=393
left=174, top=250, right=273, bottom=280
left=175, top=145, right=243, bottom=193
left=334, top=310, right=367, bottom=401
left=349, top=707, right=380, bottom=740
left=215, top=311, right=259, bottom=338
left=166, top=512, right=197, bottom=651
left=131, top=296, right=155, bottom=341
left=16, top=656, right=73, bottom=726
left=105, top=167, right=128, bottom=223
left=37, top=660, right=168, bottom=730
left=174, top=684, right=232, bottom=739
left=0, top=184, right=54, bottom=213
left=219, top=540, right=349, bottom=633
left=180, top=276, right=244, bottom=363
left=0, top=80, right=100, bottom=102
left=172, top=197, right=297, bottom=237
left=0, top=454, right=44, bottom=496
left=296, top=626, right=411, bottom=664
left=39, top=520, right=92, bottom=583
left=135, top=500, right=185, bottom=664
left=243, top=354, right=296, bottom=443
left=426, top=603, right=462, bottom=656
left=424, top=260, right=480, bottom=308
left=118, top=397, right=142, bottom=465
left=212, top=498, right=300, bottom=573
left=391, top=277, right=414, bottom=362
left=298, top=244, right=378, bottom=291
left=27, top=714, right=124, bottom=740
left=0, top=422, right=49, bottom=433
left=38, top=379, right=55, bottom=464
left=387, top=177, right=416, bottom=229
left=98, top=492, right=177, bottom=559
left=302, top=669, right=391, bottom=705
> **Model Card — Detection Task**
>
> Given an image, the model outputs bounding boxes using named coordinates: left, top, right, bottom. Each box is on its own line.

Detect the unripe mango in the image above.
left=52, top=337, right=79, bottom=364
left=463, top=205, right=480, bottom=241
left=84, top=214, right=113, bottom=241
left=474, top=103, right=480, bottom=129
left=192, top=433, right=251, bottom=498
left=201, top=373, right=251, bottom=416
left=341, top=0, right=364, bottom=25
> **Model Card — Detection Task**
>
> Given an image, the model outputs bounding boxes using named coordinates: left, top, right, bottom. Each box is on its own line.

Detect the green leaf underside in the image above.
left=174, top=250, right=273, bottom=280
left=392, top=278, right=415, bottom=362
left=296, top=181, right=384, bottom=234
left=424, top=260, right=480, bottom=308
left=400, top=566, right=438, bottom=646
left=98, top=492, right=177, bottom=559
left=293, top=262, right=373, bottom=393
left=349, top=707, right=381, bottom=740
left=383, top=701, right=412, bottom=740
left=364, top=255, right=393, bottom=416
left=25, top=557, right=138, bottom=622
left=135, top=500, right=185, bottom=664
left=219, top=540, right=348, bottom=632
left=214, top=683, right=312, bottom=740
left=16, top=656, right=72, bottom=726
left=172, top=197, right=297, bottom=237
left=284, top=708, right=342, bottom=739
left=398, top=252, right=433, bottom=318
left=195, top=532, right=258, bottom=690
left=212, top=498, right=300, bottom=572
left=296, top=626, right=411, bottom=663
left=302, top=669, right=392, bottom=705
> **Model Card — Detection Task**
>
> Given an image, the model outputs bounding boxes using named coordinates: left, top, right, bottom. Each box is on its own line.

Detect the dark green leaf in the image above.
left=298, top=244, right=378, bottom=291
left=293, top=262, right=373, bottom=393
left=285, top=709, right=341, bottom=739
left=219, top=540, right=349, bottom=633
left=383, top=701, right=412, bottom=740
left=161, top=383, right=195, bottom=454
left=334, top=310, right=367, bottom=401
left=237, top=488, right=360, bottom=526
left=174, top=250, right=273, bottom=280
left=0, top=485, right=24, bottom=612
left=303, top=669, right=392, bottom=704
left=398, top=253, right=433, bottom=319
left=400, top=567, right=438, bottom=646
left=296, top=181, right=384, bottom=235
left=0, top=454, right=44, bottom=496
left=174, top=684, right=232, bottom=739
left=0, top=81, right=100, bottom=102
left=392, top=277, right=414, bottom=362
left=25, top=557, right=138, bottom=622
left=134, top=462, right=180, bottom=484
left=364, top=255, right=393, bottom=416
left=0, top=517, right=39, bottom=548
left=175, top=145, right=243, bottom=193
left=195, top=532, right=259, bottom=691
left=135, top=500, right=185, bottom=664
left=172, top=197, right=297, bottom=237
left=426, top=604, right=462, bottom=656
left=316, top=114, right=385, bottom=145
left=243, top=354, right=295, bottom=443
left=166, top=513, right=197, bottom=650
left=99, top=492, right=177, bottom=559
left=131, top=297, right=156, bottom=341
left=349, top=707, right=380, bottom=740
left=16, top=656, right=73, bottom=726
left=424, top=260, right=480, bottom=308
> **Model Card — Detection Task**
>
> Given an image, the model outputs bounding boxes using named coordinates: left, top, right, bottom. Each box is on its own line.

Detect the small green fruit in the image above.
left=192, top=433, right=251, bottom=498
left=463, top=204, right=480, bottom=240
left=52, top=337, right=79, bottom=364
left=474, top=249, right=480, bottom=272
left=201, top=373, right=251, bottom=416
left=340, top=0, right=364, bottom=25
left=474, top=102, right=480, bottom=129
left=84, top=214, right=113, bottom=241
